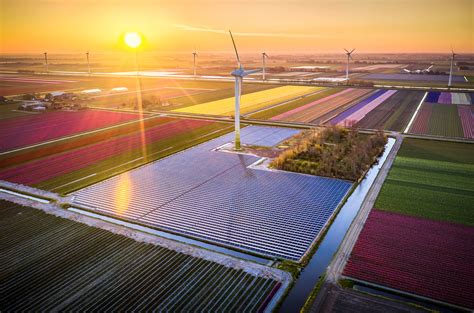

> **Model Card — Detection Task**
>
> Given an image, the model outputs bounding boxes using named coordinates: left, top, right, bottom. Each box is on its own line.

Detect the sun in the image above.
left=124, top=32, right=142, bottom=48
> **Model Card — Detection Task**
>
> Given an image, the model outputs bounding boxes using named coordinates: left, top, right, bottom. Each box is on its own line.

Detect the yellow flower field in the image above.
left=173, top=86, right=323, bottom=116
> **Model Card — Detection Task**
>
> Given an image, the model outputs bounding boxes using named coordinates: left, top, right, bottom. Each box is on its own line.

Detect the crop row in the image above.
left=173, top=85, right=320, bottom=116
left=0, top=202, right=280, bottom=311
left=271, top=88, right=372, bottom=123
left=355, top=90, right=424, bottom=131
left=409, top=103, right=467, bottom=138
left=425, top=91, right=473, bottom=105
left=0, top=109, right=139, bottom=152
left=0, top=119, right=213, bottom=185
left=344, top=210, right=474, bottom=309
left=329, top=90, right=397, bottom=126
left=0, top=116, right=172, bottom=169
left=375, top=139, right=474, bottom=226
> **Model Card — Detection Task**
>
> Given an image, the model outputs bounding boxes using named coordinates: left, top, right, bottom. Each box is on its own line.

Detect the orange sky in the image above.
left=1, top=0, right=473, bottom=54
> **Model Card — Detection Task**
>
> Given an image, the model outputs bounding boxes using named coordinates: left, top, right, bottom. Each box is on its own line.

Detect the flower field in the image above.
left=0, top=118, right=223, bottom=188
left=408, top=96, right=472, bottom=138
left=329, top=90, right=397, bottom=126
left=355, top=90, right=424, bottom=131
left=0, top=110, right=140, bottom=152
left=425, top=91, right=473, bottom=105
left=1, top=202, right=284, bottom=311
left=343, top=138, right=474, bottom=309
left=343, top=210, right=474, bottom=310
left=270, top=88, right=372, bottom=123
left=376, top=138, right=474, bottom=226
left=173, top=86, right=320, bottom=116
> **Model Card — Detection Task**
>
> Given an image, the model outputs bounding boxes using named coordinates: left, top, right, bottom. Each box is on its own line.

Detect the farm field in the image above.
left=329, top=89, right=397, bottom=126
left=0, top=109, right=140, bottom=152
left=376, top=138, right=474, bottom=226
left=71, top=126, right=352, bottom=261
left=408, top=92, right=473, bottom=139
left=0, top=201, right=283, bottom=311
left=248, top=87, right=340, bottom=120
left=343, top=210, right=474, bottom=310
left=355, top=90, right=424, bottom=131
left=361, top=73, right=466, bottom=83
left=173, top=86, right=321, bottom=116
left=0, top=74, right=83, bottom=96
left=0, top=118, right=232, bottom=194
left=269, top=88, right=372, bottom=124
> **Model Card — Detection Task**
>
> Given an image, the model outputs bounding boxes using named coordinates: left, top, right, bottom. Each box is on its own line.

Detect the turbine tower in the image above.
left=86, top=51, right=91, bottom=76
left=448, top=49, right=456, bottom=88
left=192, top=51, right=198, bottom=77
left=262, top=52, right=268, bottom=80
left=344, top=48, right=355, bottom=81
left=229, top=30, right=261, bottom=150
left=44, top=52, right=48, bottom=74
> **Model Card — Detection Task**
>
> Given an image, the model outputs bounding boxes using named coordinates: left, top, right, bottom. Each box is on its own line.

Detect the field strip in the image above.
left=10, top=110, right=40, bottom=114
left=50, top=173, right=98, bottom=191
left=0, top=188, right=50, bottom=203
left=243, top=88, right=327, bottom=117
left=403, top=91, right=427, bottom=133
left=0, top=114, right=159, bottom=156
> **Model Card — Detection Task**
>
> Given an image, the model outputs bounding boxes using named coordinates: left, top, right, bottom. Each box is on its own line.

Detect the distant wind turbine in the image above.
left=344, top=48, right=355, bottom=81
left=448, top=49, right=456, bottom=88
left=86, top=51, right=91, bottom=76
left=192, top=51, right=198, bottom=77
left=262, top=52, right=268, bottom=80
left=44, top=52, right=48, bottom=74
left=229, top=30, right=261, bottom=150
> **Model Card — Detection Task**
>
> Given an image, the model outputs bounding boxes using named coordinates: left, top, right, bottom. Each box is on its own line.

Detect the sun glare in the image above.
left=124, top=32, right=142, bottom=48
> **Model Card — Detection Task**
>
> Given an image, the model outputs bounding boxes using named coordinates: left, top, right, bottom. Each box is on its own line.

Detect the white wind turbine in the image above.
left=192, top=51, right=198, bottom=77
left=448, top=49, right=456, bottom=88
left=229, top=30, right=261, bottom=150
left=344, top=48, right=355, bottom=81
left=43, top=52, right=48, bottom=74
left=86, top=51, right=91, bottom=76
left=262, top=52, right=269, bottom=80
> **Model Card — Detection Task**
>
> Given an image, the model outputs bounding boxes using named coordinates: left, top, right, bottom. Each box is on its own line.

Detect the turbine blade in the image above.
left=229, top=30, right=242, bottom=68
left=350, top=48, right=356, bottom=54
left=243, top=68, right=262, bottom=76
left=344, top=48, right=349, bottom=53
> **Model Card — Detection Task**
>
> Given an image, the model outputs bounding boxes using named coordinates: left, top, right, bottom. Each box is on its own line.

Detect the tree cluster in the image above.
left=271, top=126, right=387, bottom=181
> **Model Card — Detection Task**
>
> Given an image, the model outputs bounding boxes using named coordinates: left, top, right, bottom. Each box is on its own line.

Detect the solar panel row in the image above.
left=72, top=126, right=352, bottom=260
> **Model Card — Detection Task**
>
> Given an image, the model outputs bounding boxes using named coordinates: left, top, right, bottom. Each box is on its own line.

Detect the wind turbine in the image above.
left=229, top=30, right=261, bottom=150
left=262, top=52, right=268, bottom=80
left=86, top=51, right=91, bottom=76
left=448, top=49, right=456, bottom=88
left=192, top=51, right=198, bottom=77
left=344, top=48, right=355, bottom=81
left=43, top=52, right=48, bottom=74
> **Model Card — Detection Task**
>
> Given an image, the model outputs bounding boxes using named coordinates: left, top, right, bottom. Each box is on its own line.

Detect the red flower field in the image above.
left=0, top=118, right=213, bottom=185
left=344, top=210, right=474, bottom=310
left=0, top=110, right=140, bottom=152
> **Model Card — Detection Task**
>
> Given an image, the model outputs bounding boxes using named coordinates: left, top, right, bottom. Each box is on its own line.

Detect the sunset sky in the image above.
left=1, top=0, right=472, bottom=54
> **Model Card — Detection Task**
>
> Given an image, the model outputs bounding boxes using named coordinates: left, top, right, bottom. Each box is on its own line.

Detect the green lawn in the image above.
left=375, top=138, right=474, bottom=226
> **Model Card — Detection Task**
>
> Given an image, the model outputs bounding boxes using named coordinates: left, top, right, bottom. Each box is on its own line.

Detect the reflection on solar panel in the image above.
left=72, top=126, right=352, bottom=260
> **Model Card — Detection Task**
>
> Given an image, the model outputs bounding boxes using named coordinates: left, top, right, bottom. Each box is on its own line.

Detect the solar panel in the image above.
left=72, top=126, right=352, bottom=260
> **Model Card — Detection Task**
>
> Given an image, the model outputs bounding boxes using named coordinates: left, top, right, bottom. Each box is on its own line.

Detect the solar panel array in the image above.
left=72, top=126, right=352, bottom=260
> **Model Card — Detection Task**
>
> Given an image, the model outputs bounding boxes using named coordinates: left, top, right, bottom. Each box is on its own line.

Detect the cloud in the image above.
left=172, top=24, right=324, bottom=39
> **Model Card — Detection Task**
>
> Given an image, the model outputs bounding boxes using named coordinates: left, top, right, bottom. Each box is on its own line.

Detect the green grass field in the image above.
left=0, top=102, right=33, bottom=119
left=428, top=104, right=464, bottom=138
left=375, top=138, right=474, bottom=226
